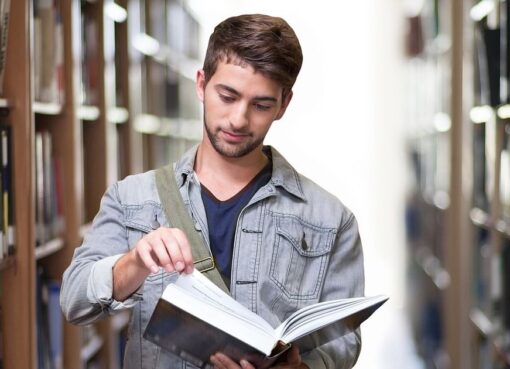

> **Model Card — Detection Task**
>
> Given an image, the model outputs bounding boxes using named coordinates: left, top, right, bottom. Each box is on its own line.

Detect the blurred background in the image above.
left=0, top=0, right=509, bottom=368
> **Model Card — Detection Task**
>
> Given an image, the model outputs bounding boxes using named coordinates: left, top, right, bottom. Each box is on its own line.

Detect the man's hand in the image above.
left=209, top=345, right=309, bottom=369
left=112, top=227, right=194, bottom=301
left=133, top=227, right=194, bottom=274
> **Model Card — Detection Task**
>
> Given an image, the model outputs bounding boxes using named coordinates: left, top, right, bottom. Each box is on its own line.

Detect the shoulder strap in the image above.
left=154, top=165, right=230, bottom=293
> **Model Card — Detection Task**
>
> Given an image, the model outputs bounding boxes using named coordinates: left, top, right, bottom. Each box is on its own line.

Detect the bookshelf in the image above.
left=406, top=0, right=510, bottom=368
left=404, top=0, right=471, bottom=367
left=0, top=0, right=202, bottom=368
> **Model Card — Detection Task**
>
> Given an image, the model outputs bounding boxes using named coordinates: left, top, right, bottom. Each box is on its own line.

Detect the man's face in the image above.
left=196, top=61, right=292, bottom=158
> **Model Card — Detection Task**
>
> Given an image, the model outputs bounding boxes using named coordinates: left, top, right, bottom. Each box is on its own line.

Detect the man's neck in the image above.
left=194, top=143, right=269, bottom=201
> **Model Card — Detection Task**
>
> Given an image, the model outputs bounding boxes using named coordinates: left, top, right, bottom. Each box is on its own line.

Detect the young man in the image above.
left=61, top=14, right=364, bottom=369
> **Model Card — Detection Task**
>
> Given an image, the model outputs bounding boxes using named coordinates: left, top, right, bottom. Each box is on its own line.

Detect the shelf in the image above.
left=470, top=308, right=510, bottom=364
left=35, top=237, right=64, bottom=260
left=33, top=101, right=63, bottom=115
left=108, top=106, right=129, bottom=124
left=81, top=334, right=104, bottom=362
left=77, top=105, right=100, bottom=121
left=414, top=246, right=451, bottom=290
left=470, top=308, right=495, bottom=337
left=470, top=207, right=492, bottom=229
left=0, top=98, right=11, bottom=108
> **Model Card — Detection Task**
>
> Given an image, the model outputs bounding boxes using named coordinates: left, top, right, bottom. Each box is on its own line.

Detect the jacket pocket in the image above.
left=270, top=214, right=336, bottom=300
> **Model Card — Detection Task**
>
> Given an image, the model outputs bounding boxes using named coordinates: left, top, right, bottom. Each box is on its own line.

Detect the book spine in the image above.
left=0, top=0, right=11, bottom=97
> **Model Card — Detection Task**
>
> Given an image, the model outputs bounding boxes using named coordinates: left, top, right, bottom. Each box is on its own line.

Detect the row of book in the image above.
left=35, top=130, right=64, bottom=247
left=33, top=0, right=64, bottom=104
left=36, top=267, right=63, bottom=369
left=474, top=0, right=510, bottom=107
left=0, top=0, right=11, bottom=97
left=0, top=124, right=13, bottom=260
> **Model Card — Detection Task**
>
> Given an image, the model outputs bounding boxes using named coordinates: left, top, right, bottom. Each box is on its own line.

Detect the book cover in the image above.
left=144, top=271, right=387, bottom=369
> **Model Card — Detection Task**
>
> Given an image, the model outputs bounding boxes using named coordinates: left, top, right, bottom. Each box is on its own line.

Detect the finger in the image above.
left=160, top=229, right=187, bottom=273
left=169, top=228, right=194, bottom=273
left=286, top=345, right=301, bottom=365
left=146, top=234, right=174, bottom=272
left=135, top=238, right=159, bottom=274
left=211, top=352, right=242, bottom=369
left=210, top=354, right=228, bottom=369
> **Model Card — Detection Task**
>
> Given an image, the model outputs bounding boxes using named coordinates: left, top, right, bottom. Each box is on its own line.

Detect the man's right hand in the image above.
left=112, top=227, right=194, bottom=301
left=133, top=227, right=194, bottom=274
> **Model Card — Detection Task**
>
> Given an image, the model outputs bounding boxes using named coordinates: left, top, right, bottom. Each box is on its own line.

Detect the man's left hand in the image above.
left=209, top=345, right=309, bottom=369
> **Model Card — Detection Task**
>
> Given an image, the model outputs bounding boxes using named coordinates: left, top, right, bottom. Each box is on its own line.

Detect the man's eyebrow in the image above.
left=216, top=84, right=241, bottom=96
left=215, top=84, right=278, bottom=102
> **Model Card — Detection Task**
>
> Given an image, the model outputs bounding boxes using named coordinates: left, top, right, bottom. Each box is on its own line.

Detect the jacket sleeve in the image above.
left=60, top=183, right=141, bottom=325
left=301, top=213, right=365, bottom=369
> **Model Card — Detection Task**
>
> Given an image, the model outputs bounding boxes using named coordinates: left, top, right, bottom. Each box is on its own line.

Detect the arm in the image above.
left=301, top=214, right=365, bottom=369
left=60, top=182, right=194, bottom=325
left=60, top=183, right=135, bottom=325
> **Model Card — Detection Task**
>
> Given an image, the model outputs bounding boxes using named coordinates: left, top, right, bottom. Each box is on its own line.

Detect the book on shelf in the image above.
left=36, top=268, right=63, bottom=369
left=475, top=26, right=501, bottom=106
left=35, top=130, right=64, bottom=246
left=501, top=124, right=510, bottom=223
left=0, top=124, right=13, bottom=257
left=0, top=0, right=11, bottom=97
left=33, top=0, right=64, bottom=104
left=144, top=270, right=387, bottom=369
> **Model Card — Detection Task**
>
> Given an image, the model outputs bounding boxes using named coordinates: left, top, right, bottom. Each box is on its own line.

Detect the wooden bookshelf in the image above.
left=0, top=0, right=202, bottom=367
left=404, top=0, right=472, bottom=368
left=406, top=0, right=510, bottom=368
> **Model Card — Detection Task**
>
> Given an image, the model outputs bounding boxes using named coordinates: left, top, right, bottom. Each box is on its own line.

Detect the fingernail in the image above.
left=240, top=359, right=250, bottom=368
left=151, top=266, right=159, bottom=274
left=165, top=264, right=174, bottom=273
left=175, top=261, right=184, bottom=272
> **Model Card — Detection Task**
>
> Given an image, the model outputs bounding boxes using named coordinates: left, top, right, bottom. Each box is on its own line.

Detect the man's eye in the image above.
left=219, top=95, right=235, bottom=103
left=254, top=104, right=271, bottom=111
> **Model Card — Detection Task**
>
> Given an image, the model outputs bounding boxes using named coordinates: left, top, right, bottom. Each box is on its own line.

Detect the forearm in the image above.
left=113, top=250, right=151, bottom=301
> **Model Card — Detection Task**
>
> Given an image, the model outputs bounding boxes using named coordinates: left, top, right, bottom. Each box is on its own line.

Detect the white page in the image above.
left=162, top=282, right=277, bottom=355
left=278, top=295, right=388, bottom=343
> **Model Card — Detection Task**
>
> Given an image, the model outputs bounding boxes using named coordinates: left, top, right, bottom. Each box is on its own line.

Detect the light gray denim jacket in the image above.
left=61, top=145, right=365, bottom=369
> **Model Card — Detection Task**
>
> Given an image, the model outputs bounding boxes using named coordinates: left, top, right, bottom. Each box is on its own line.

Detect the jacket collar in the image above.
left=174, top=144, right=306, bottom=201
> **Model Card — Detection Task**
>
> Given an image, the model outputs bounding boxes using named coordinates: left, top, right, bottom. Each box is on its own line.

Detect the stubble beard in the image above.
left=204, top=117, right=264, bottom=158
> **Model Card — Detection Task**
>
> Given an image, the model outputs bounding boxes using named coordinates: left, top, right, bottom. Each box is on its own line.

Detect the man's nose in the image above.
left=229, top=103, right=249, bottom=130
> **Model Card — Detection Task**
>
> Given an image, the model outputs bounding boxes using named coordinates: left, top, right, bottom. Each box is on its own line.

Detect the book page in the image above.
left=277, top=295, right=388, bottom=344
left=171, top=270, right=274, bottom=333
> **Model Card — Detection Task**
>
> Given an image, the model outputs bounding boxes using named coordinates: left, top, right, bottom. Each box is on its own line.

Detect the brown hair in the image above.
left=203, top=14, right=303, bottom=92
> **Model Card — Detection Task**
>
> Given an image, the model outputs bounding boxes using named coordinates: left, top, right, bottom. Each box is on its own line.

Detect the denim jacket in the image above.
left=61, top=145, right=365, bottom=369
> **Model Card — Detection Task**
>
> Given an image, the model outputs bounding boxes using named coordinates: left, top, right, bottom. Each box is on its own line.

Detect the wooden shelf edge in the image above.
left=470, top=207, right=491, bottom=228
left=35, top=237, right=64, bottom=260
left=33, top=101, right=63, bottom=115
left=81, top=334, right=104, bottom=362
left=0, top=98, right=11, bottom=108
left=414, top=246, right=451, bottom=290
left=77, top=105, right=101, bottom=121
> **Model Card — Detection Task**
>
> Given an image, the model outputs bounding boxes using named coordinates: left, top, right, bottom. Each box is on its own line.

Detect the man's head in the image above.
left=196, top=14, right=302, bottom=159
left=202, top=14, right=303, bottom=95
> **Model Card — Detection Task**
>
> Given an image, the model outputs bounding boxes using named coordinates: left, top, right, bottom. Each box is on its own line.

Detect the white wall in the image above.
left=187, top=1, right=419, bottom=367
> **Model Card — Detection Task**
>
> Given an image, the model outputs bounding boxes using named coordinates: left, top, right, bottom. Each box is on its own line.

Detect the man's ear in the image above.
left=275, top=90, right=293, bottom=120
left=196, top=69, right=206, bottom=102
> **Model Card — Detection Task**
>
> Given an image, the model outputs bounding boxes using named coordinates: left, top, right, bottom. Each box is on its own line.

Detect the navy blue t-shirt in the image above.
left=200, top=161, right=272, bottom=279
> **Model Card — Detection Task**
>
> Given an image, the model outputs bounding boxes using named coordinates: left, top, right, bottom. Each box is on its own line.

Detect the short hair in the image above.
left=203, top=14, right=303, bottom=92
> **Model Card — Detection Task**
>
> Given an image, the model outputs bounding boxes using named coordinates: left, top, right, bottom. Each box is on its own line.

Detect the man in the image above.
left=61, top=14, right=364, bottom=369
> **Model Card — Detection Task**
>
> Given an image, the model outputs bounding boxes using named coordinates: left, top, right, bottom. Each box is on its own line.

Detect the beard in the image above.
left=203, top=116, right=265, bottom=158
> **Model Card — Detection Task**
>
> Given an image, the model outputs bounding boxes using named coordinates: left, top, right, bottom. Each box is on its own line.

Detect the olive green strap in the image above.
left=154, top=165, right=230, bottom=293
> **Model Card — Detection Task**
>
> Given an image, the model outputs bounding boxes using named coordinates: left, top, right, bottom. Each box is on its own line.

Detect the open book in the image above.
left=144, top=270, right=388, bottom=369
